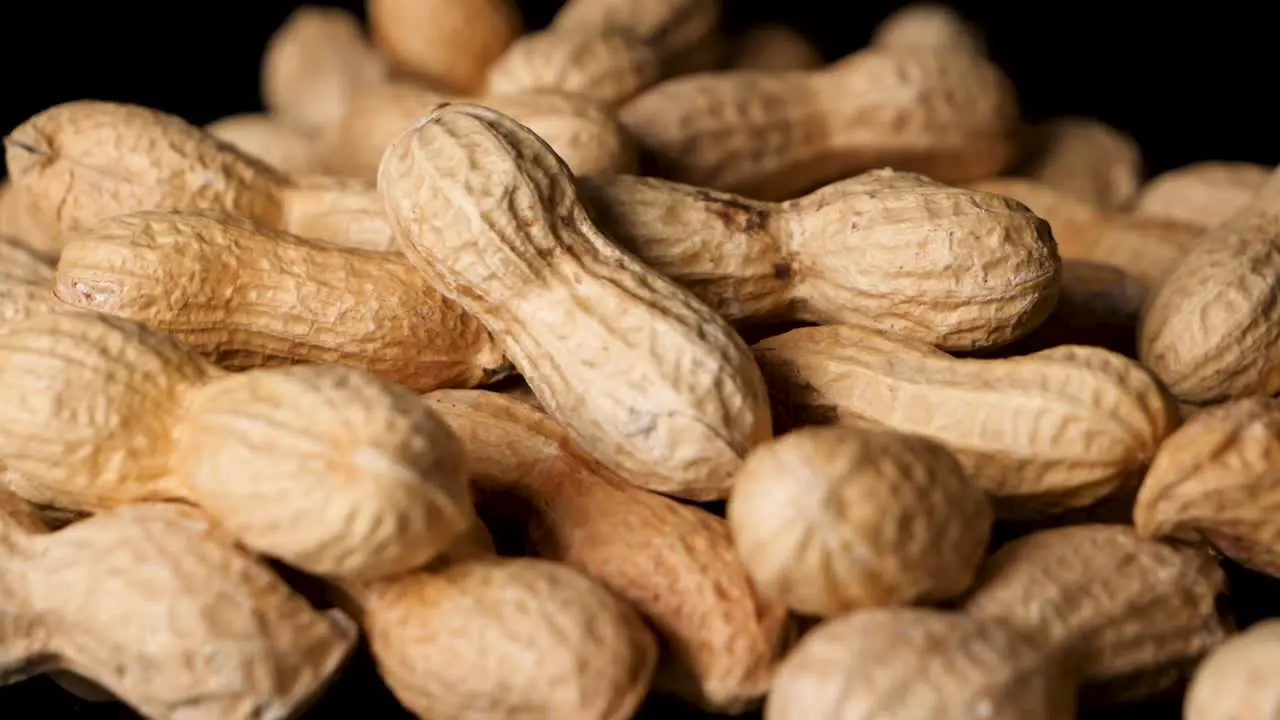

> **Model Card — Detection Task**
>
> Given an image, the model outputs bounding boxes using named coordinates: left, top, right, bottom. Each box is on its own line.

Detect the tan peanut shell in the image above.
left=0, top=312, right=475, bottom=580
left=1183, top=618, right=1280, bottom=720
left=0, top=181, right=58, bottom=258
left=380, top=103, right=772, bottom=501
left=205, top=112, right=322, bottom=175
left=54, top=209, right=510, bottom=391
left=551, top=0, right=723, bottom=76
left=276, top=173, right=399, bottom=252
left=753, top=324, right=1179, bottom=515
left=579, top=169, right=1060, bottom=351
left=869, top=2, right=987, bottom=56
left=964, top=524, right=1229, bottom=702
left=1133, top=397, right=1280, bottom=576
left=619, top=45, right=1021, bottom=200
left=0, top=496, right=358, bottom=719
left=1018, top=117, right=1144, bottom=210
left=0, top=235, right=59, bottom=326
left=260, top=5, right=389, bottom=135
left=727, top=24, right=823, bottom=71
left=1134, top=160, right=1272, bottom=227
left=423, top=388, right=791, bottom=712
left=485, top=27, right=660, bottom=106
left=367, top=0, right=522, bottom=94
left=766, top=608, right=1076, bottom=720
left=349, top=557, right=657, bottom=720
left=1139, top=166, right=1280, bottom=404
left=727, top=424, right=992, bottom=617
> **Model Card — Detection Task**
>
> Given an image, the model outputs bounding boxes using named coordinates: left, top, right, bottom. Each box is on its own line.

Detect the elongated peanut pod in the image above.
left=54, top=210, right=510, bottom=391
left=485, top=28, right=660, bottom=105
left=206, top=113, right=322, bottom=175
left=753, top=324, right=1178, bottom=516
left=1184, top=619, right=1280, bottom=720
left=380, top=104, right=772, bottom=500
left=367, top=0, right=522, bottom=94
left=0, top=236, right=59, bottom=327
left=424, top=389, right=790, bottom=712
left=550, top=0, right=723, bottom=75
left=1133, top=161, right=1271, bottom=228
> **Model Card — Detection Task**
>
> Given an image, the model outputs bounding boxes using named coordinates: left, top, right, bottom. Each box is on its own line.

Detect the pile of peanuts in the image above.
left=1, top=1, right=1278, bottom=718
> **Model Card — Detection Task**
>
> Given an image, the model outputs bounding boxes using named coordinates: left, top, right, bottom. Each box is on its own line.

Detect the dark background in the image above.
left=0, top=1, right=1272, bottom=717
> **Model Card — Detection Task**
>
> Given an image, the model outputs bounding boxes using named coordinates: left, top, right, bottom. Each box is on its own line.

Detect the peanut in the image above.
left=550, top=0, right=724, bottom=76
left=380, top=103, right=772, bottom=501
left=0, top=312, right=475, bottom=580
left=1139, top=165, right=1280, bottom=404
left=727, top=24, right=823, bottom=72
left=753, top=324, right=1179, bottom=515
left=1134, top=397, right=1280, bottom=577
left=0, top=235, right=59, bottom=326
left=0, top=180, right=57, bottom=258
left=342, top=556, right=656, bottom=720
left=766, top=607, right=1076, bottom=720
left=727, top=424, right=992, bottom=617
left=964, top=524, right=1229, bottom=703
left=205, top=112, right=322, bottom=175
left=620, top=44, right=1021, bottom=200
left=1134, top=160, right=1272, bottom=228
left=367, top=0, right=522, bottom=94
left=484, top=27, right=660, bottom=106
left=423, top=388, right=791, bottom=712
left=869, top=2, right=987, bottom=56
left=578, top=168, right=1060, bottom=351
left=0, top=494, right=358, bottom=719
left=1016, top=117, right=1145, bottom=210
left=53, top=209, right=510, bottom=391
left=1184, top=618, right=1280, bottom=720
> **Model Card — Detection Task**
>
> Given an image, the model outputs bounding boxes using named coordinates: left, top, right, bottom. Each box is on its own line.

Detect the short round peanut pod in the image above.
left=172, top=364, right=473, bottom=581
left=766, top=608, right=1076, bottom=720
left=727, top=425, right=991, bottom=617
left=1184, top=619, right=1280, bottom=720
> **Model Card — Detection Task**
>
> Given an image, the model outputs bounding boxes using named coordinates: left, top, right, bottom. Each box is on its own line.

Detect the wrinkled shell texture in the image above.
left=0, top=501, right=356, bottom=719
left=1134, top=397, right=1280, bottom=576
left=0, top=182, right=59, bottom=257
left=0, top=236, right=59, bottom=327
left=360, top=557, right=657, bottom=720
left=727, top=425, right=992, bottom=617
left=424, top=389, right=790, bottom=712
left=766, top=608, right=1075, bottom=720
left=485, top=28, right=660, bottom=106
left=753, top=325, right=1177, bottom=515
left=367, top=0, right=521, bottom=93
left=379, top=103, right=772, bottom=501
left=550, top=0, right=723, bottom=66
left=1183, top=619, right=1280, bottom=720
left=1134, top=161, right=1272, bottom=227
left=964, top=524, right=1229, bottom=700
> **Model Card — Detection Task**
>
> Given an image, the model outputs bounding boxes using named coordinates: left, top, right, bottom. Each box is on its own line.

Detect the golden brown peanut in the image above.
left=320, top=82, right=637, bottom=180
left=381, top=103, right=772, bottom=501
left=0, top=181, right=59, bottom=258
left=766, top=607, right=1076, bottom=720
left=53, top=209, right=510, bottom=391
left=346, top=557, right=656, bottom=720
left=424, top=389, right=791, bottom=712
left=484, top=28, right=660, bottom=106
left=1133, top=397, right=1280, bottom=576
left=727, top=23, right=823, bottom=71
left=964, top=524, right=1229, bottom=703
left=367, top=0, right=522, bottom=93
left=1134, top=160, right=1272, bottom=227
left=551, top=0, right=723, bottom=76
left=728, top=424, right=991, bottom=617
left=0, top=496, right=357, bottom=719
left=579, top=169, right=1060, bottom=351
left=869, top=2, right=987, bottom=56
left=1018, top=117, right=1144, bottom=210
left=0, top=312, right=475, bottom=580
left=261, top=5, right=390, bottom=134
left=0, top=235, right=59, bottom=326
left=1184, top=618, right=1280, bottom=720
left=205, top=112, right=322, bottom=175
left=620, top=46, right=1021, bottom=200
left=1140, top=166, right=1280, bottom=404
left=753, top=324, right=1179, bottom=516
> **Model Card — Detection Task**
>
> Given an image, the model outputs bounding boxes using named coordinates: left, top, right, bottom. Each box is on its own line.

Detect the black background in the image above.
left=0, top=1, right=1273, bottom=717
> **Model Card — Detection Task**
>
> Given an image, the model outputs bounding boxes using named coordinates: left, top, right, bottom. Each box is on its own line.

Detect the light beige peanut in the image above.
left=550, top=0, right=724, bottom=76
left=343, top=556, right=656, bottom=720
left=620, top=45, right=1021, bottom=200
left=727, top=23, right=823, bottom=71
left=1184, top=618, right=1280, bottom=720
left=0, top=494, right=358, bottom=719
left=1140, top=165, right=1280, bottom=404
left=1134, top=160, right=1272, bottom=227
left=485, top=27, right=660, bottom=106
left=0, top=235, right=59, bottom=326
left=579, top=168, right=1060, bottom=351
left=869, top=2, right=987, bottom=56
left=0, top=312, right=475, bottom=580
left=0, top=180, right=58, bottom=258
left=380, top=103, right=772, bottom=501
left=367, top=0, right=522, bottom=94
left=424, top=389, right=791, bottom=711
left=205, top=112, right=322, bottom=175
left=727, top=424, right=992, bottom=617
left=766, top=607, right=1076, bottom=720
left=964, top=524, right=1229, bottom=703
left=1133, top=397, right=1280, bottom=577
left=753, top=324, right=1179, bottom=516
left=53, top=209, right=510, bottom=391
left=261, top=5, right=389, bottom=134
left=1017, top=117, right=1145, bottom=210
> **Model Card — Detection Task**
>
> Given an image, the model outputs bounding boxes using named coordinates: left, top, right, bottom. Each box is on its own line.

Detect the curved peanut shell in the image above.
left=550, top=0, right=723, bottom=74
left=485, top=28, right=660, bottom=106
left=424, top=389, right=791, bottom=712
left=206, top=113, right=322, bottom=175
left=277, top=174, right=399, bottom=252
left=1134, top=161, right=1271, bottom=228
left=1018, top=117, right=1144, bottom=211
left=1134, top=397, right=1280, bottom=576
left=0, top=235, right=59, bottom=327
left=753, top=324, right=1178, bottom=516
left=0, top=181, right=59, bottom=258
left=53, top=209, right=509, bottom=391
left=869, top=3, right=986, bottom=55
left=964, top=524, right=1229, bottom=703
left=354, top=557, right=657, bottom=720
left=766, top=608, right=1075, bottom=720
left=380, top=103, right=773, bottom=500
left=367, top=0, right=521, bottom=93
left=1184, top=618, right=1280, bottom=720
left=727, top=24, right=823, bottom=71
